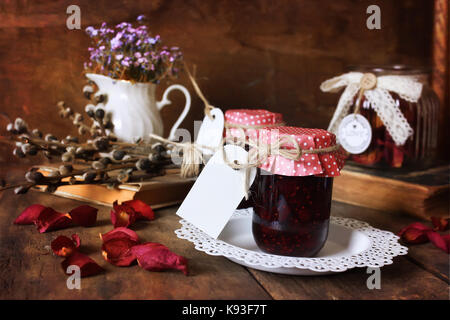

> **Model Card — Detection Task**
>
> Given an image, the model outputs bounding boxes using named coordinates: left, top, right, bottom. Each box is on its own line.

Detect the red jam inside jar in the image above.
left=251, top=169, right=333, bottom=257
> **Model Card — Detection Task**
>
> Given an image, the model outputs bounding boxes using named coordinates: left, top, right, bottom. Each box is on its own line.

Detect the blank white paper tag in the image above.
left=195, top=108, right=224, bottom=155
left=176, top=145, right=256, bottom=239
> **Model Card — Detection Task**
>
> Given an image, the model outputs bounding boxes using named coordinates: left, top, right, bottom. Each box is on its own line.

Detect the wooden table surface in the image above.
left=0, top=166, right=448, bottom=300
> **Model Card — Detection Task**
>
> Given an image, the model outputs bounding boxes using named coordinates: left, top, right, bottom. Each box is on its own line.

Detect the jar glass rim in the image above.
left=346, top=64, right=431, bottom=75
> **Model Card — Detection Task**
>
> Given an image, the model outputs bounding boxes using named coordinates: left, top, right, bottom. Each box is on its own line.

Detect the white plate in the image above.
left=175, top=208, right=408, bottom=275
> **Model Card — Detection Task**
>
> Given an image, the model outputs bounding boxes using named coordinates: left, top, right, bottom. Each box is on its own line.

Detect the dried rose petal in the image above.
left=409, top=230, right=429, bottom=244
left=426, top=231, right=450, bottom=254
left=51, top=234, right=81, bottom=257
left=69, top=205, right=98, bottom=227
left=131, top=242, right=188, bottom=275
left=100, top=227, right=139, bottom=243
left=61, top=251, right=104, bottom=277
left=101, top=238, right=138, bottom=266
left=431, top=217, right=449, bottom=231
left=110, top=201, right=137, bottom=228
left=398, top=222, right=431, bottom=233
left=100, top=227, right=139, bottom=266
left=14, top=204, right=46, bottom=225
left=35, top=207, right=73, bottom=233
left=123, top=200, right=154, bottom=221
left=401, top=228, right=429, bottom=244
left=398, top=222, right=431, bottom=244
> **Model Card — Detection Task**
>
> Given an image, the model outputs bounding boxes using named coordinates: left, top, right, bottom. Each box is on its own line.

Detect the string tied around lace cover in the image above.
left=320, top=71, right=423, bottom=146
left=222, top=134, right=341, bottom=199
left=224, top=120, right=286, bottom=130
left=353, top=73, right=377, bottom=115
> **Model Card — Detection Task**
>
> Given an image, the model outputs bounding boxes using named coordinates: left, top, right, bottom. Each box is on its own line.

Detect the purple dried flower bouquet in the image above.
left=84, top=16, right=183, bottom=83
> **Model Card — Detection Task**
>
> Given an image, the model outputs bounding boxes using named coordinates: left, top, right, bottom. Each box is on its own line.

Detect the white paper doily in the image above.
left=175, top=208, right=408, bottom=275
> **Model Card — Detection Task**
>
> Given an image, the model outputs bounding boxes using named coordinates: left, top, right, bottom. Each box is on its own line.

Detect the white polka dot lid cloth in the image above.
left=256, top=126, right=346, bottom=177
left=224, top=109, right=284, bottom=140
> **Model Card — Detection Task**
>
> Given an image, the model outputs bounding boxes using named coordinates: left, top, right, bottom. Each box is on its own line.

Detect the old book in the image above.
left=36, top=165, right=195, bottom=209
left=332, top=164, right=449, bottom=219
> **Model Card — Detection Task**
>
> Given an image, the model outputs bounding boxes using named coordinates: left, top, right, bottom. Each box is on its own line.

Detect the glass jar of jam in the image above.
left=224, top=109, right=284, bottom=209
left=327, top=65, right=439, bottom=168
left=250, top=126, right=345, bottom=257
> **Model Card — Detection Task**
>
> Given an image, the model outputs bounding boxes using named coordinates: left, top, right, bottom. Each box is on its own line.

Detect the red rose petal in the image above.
left=398, top=222, right=432, bottom=244
left=431, top=217, right=449, bottom=231
left=14, top=204, right=46, bottom=225
left=100, top=227, right=140, bottom=266
left=426, top=231, right=450, bottom=254
left=123, top=200, right=154, bottom=221
left=69, top=205, right=98, bottom=227
left=101, top=238, right=138, bottom=266
left=131, top=242, right=188, bottom=275
left=61, top=251, right=104, bottom=277
left=110, top=201, right=137, bottom=228
left=51, top=234, right=80, bottom=257
left=398, top=222, right=431, bottom=234
left=100, top=227, right=139, bottom=243
left=35, top=207, right=73, bottom=233
left=402, top=228, right=429, bottom=244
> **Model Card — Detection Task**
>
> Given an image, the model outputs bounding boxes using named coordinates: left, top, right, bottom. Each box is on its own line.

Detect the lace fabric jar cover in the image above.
left=322, top=65, right=439, bottom=168
left=249, top=126, right=345, bottom=257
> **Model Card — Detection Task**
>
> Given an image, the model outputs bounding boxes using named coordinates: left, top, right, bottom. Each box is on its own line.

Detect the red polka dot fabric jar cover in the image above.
left=256, top=126, right=345, bottom=177
left=224, top=109, right=284, bottom=141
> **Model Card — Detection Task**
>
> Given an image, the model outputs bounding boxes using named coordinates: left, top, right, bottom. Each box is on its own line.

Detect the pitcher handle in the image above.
left=157, top=84, right=191, bottom=141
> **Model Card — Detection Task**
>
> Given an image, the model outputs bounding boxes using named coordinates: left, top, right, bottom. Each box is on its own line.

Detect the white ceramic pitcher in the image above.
left=86, top=73, right=191, bottom=142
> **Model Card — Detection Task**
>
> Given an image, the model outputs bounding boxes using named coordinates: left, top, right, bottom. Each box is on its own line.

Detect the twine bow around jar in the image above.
left=222, top=133, right=341, bottom=199
left=230, top=135, right=340, bottom=167
left=320, top=72, right=423, bottom=146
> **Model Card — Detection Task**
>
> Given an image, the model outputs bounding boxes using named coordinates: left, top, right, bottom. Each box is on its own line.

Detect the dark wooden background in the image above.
left=0, top=0, right=443, bottom=168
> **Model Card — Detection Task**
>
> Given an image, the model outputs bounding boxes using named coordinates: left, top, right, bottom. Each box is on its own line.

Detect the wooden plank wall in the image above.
left=0, top=0, right=441, bottom=167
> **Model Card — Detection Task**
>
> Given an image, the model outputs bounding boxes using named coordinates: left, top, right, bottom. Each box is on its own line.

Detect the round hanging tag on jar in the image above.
left=337, top=114, right=372, bottom=154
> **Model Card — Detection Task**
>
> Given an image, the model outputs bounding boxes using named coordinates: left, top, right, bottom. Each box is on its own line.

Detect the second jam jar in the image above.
left=224, top=109, right=284, bottom=209
left=250, top=126, right=345, bottom=257
left=340, top=65, right=439, bottom=168
left=224, top=108, right=284, bottom=147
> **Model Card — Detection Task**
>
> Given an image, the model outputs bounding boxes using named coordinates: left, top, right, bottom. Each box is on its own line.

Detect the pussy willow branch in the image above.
left=56, top=101, right=93, bottom=137
left=0, top=158, right=172, bottom=193
left=1, top=93, right=174, bottom=194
